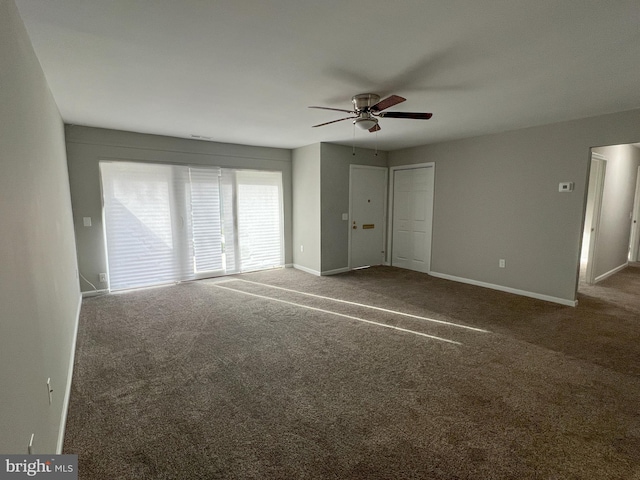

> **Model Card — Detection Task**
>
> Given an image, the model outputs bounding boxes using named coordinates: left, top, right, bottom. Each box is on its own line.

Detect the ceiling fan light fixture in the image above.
left=354, top=117, right=378, bottom=130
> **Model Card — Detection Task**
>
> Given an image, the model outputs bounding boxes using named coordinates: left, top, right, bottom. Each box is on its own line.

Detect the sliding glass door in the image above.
left=235, top=170, right=284, bottom=273
left=100, top=161, right=283, bottom=291
left=101, top=162, right=194, bottom=290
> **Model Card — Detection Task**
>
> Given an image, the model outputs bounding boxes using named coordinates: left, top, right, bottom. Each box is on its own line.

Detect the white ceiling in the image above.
left=14, top=0, right=640, bottom=151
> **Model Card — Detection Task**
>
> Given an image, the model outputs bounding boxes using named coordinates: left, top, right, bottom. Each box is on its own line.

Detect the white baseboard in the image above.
left=429, top=271, right=578, bottom=307
left=321, top=267, right=350, bottom=276
left=594, top=262, right=628, bottom=283
left=293, top=264, right=321, bottom=276
left=284, top=263, right=294, bottom=269
left=57, top=293, right=82, bottom=454
left=293, top=265, right=350, bottom=276
left=81, top=289, right=108, bottom=298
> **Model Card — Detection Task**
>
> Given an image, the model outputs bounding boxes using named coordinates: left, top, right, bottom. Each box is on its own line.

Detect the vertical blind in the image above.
left=235, top=170, right=284, bottom=272
left=190, top=168, right=224, bottom=274
left=100, top=161, right=283, bottom=291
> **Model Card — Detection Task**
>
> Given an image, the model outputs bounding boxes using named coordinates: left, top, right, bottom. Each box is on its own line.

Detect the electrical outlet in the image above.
left=300, top=245, right=304, bottom=253
left=499, top=259, right=506, bottom=268
left=99, top=273, right=107, bottom=283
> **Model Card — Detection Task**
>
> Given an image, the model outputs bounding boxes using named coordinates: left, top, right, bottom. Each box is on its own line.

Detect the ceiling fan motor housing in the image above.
left=352, top=93, right=380, bottom=112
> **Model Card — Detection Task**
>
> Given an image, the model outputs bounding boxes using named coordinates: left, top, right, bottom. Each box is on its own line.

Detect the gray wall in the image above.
left=292, top=143, right=321, bottom=272
left=66, top=126, right=292, bottom=293
left=389, top=109, right=640, bottom=304
left=591, top=144, right=640, bottom=278
left=0, top=0, right=80, bottom=453
left=320, top=144, right=387, bottom=273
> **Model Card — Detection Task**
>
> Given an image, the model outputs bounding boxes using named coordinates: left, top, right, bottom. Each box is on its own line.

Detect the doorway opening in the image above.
left=579, top=143, right=640, bottom=288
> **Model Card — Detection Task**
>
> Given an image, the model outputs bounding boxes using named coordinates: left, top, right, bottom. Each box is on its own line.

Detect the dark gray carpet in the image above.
left=64, top=265, right=640, bottom=479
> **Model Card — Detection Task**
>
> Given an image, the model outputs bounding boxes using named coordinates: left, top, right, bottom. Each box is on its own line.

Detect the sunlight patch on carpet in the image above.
left=212, top=283, right=462, bottom=345
left=232, top=279, right=489, bottom=333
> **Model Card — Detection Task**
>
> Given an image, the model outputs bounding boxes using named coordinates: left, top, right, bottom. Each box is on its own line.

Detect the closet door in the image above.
left=391, top=166, right=434, bottom=274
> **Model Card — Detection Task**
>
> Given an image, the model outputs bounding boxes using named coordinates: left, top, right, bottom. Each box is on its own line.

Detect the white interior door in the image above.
left=391, top=166, right=434, bottom=273
left=349, top=165, right=388, bottom=268
left=628, top=165, right=640, bottom=262
left=584, top=153, right=607, bottom=284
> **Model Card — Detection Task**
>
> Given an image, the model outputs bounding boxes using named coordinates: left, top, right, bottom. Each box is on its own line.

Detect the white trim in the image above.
left=387, top=162, right=435, bottom=270
left=293, top=264, right=321, bottom=276
left=284, top=263, right=294, bottom=268
left=594, top=262, right=628, bottom=283
left=57, top=293, right=82, bottom=454
left=429, top=271, right=578, bottom=307
left=348, top=167, right=353, bottom=269
left=81, top=289, right=109, bottom=298
left=294, top=264, right=349, bottom=276
left=321, top=267, right=350, bottom=276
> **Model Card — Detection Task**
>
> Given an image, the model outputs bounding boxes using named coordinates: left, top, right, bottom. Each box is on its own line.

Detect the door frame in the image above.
left=348, top=164, right=388, bottom=269
left=387, top=162, right=436, bottom=270
left=629, top=165, right=640, bottom=262
left=584, top=152, right=607, bottom=284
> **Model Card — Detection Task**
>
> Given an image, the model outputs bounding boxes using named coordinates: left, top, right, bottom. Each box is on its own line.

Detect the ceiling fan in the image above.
left=309, top=93, right=432, bottom=132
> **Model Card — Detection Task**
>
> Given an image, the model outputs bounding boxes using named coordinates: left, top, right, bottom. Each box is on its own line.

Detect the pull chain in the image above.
left=352, top=122, right=356, bottom=156
left=375, top=128, right=378, bottom=156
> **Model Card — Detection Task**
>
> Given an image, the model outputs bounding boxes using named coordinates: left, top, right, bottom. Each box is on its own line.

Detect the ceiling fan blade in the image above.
left=378, top=111, right=433, bottom=120
left=312, top=116, right=356, bottom=128
left=309, top=106, right=355, bottom=114
left=369, top=124, right=381, bottom=133
left=371, top=95, right=406, bottom=112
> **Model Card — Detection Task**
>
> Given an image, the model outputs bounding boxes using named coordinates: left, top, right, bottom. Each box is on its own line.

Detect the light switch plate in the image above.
left=559, top=182, right=574, bottom=192
left=83, top=217, right=92, bottom=227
